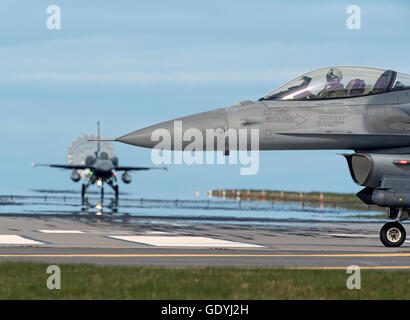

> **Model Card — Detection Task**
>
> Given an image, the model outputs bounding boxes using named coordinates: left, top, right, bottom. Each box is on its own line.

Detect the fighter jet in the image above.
left=112, top=66, right=410, bottom=247
left=33, top=122, right=166, bottom=200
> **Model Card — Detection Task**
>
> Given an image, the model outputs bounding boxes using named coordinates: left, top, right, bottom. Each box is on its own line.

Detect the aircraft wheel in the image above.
left=380, top=222, right=406, bottom=247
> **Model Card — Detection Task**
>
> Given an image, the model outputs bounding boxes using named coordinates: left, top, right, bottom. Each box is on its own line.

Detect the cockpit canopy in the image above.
left=99, top=151, right=109, bottom=160
left=260, top=66, right=410, bottom=101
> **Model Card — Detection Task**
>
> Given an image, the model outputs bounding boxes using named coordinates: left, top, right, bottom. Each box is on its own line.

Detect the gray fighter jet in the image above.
left=112, top=66, right=410, bottom=247
left=33, top=122, right=166, bottom=200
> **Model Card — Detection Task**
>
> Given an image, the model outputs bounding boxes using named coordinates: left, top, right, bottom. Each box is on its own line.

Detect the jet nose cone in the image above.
left=117, top=126, right=157, bottom=149
left=117, top=108, right=228, bottom=150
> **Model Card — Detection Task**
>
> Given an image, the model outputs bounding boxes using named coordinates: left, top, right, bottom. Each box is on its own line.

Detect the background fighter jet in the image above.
left=33, top=122, right=166, bottom=200
left=113, top=66, right=410, bottom=247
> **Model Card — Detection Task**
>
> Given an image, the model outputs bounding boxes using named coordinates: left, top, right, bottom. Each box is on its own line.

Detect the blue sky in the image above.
left=1, top=0, right=409, bottom=197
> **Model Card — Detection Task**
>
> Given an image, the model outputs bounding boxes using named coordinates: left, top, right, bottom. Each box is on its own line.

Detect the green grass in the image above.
left=0, top=262, right=409, bottom=299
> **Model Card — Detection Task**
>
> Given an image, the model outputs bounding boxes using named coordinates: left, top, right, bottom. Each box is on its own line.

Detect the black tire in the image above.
left=380, top=222, right=406, bottom=247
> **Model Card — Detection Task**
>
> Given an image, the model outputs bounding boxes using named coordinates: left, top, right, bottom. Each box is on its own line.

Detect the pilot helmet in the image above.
left=326, top=68, right=343, bottom=83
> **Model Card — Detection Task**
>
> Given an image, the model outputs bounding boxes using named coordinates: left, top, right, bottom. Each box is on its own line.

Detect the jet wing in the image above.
left=32, top=163, right=90, bottom=170
left=114, top=166, right=167, bottom=171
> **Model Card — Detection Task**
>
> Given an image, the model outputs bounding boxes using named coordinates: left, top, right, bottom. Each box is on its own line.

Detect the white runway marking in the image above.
left=327, top=234, right=410, bottom=244
left=141, top=231, right=174, bottom=235
left=0, top=235, right=43, bottom=245
left=38, top=230, right=84, bottom=234
left=325, top=233, right=377, bottom=238
left=109, top=236, right=263, bottom=248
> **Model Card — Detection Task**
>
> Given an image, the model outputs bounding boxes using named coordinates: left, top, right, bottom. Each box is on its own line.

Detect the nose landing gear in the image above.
left=379, top=208, right=408, bottom=247
left=380, top=222, right=406, bottom=247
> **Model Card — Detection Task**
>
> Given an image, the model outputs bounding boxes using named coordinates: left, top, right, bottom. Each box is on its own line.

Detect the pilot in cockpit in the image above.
left=318, top=68, right=346, bottom=98
left=99, top=151, right=109, bottom=160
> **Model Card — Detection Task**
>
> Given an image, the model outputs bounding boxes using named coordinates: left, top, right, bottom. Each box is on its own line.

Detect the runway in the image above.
left=0, top=215, right=408, bottom=269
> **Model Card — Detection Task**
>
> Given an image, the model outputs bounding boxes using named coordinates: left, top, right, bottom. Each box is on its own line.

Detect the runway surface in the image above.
left=0, top=215, right=408, bottom=269
left=0, top=191, right=408, bottom=269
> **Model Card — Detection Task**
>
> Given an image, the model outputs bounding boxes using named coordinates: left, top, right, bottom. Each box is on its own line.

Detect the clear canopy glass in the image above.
left=260, top=66, right=409, bottom=101
left=392, top=72, right=410, bottom=92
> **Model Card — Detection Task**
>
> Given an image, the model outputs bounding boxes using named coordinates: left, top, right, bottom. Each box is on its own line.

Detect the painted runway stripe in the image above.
left=38, top=230, right=84, bottom=234
left=0, top=235, right=44, bottom=245
left=0, top=253, right=409, bottom=258
left=326, top=233, right=410, bottom=243
left=284, top=266, right=410, bottom=270
left=109, top=236, right=264, bottom=248
left=325, top=233, right=377, bottom=238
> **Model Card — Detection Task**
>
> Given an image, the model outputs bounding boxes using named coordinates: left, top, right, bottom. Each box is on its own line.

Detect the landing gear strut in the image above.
left=81, top=178, right=118, bottom=203
left=114, top=185, right=119, bottom=200
left=379, top=208, right=408, bottom=247
left=81, top=180, right=93, bottom=203
left=107, top=180, right=119, bottom=201
left=81, top=184, right=86, bottom=199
